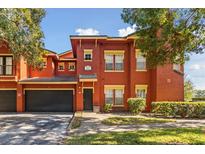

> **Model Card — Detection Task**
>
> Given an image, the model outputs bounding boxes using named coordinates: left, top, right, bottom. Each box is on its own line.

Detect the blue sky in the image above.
left=41, top=8, right=205, bottom=90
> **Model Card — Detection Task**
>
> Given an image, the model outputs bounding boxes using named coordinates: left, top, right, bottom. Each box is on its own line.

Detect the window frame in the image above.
left=104, top=85, right=124, bottom=106
left=58, top=62, right=65, bottom=71
left=0, top=56, right=13, bottom=76
left=68, top=62, right=75, bottom=71
left=42, top=58, right=47, bottom=68
left=104, top=50, right=124, bottom=72
left=135, top=85, right=148, bottom=99
left=173, top=64, right=181, bottom=72
left=84, top=49, right=93, bottom=61
left=136, top=49, right=147, bottom=71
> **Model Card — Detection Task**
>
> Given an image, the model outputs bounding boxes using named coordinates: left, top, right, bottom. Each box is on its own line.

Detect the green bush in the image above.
left=127, top=98, right=146, bottom=115
left=152, top=102, right=205, bottom=118
left=103, top=104, right=113, bottom=113
left=192, top=98, right=205, bottom=101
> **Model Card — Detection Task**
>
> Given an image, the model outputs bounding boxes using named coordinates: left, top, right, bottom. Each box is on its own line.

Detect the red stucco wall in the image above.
left=0, top=38, right=184, bottom=112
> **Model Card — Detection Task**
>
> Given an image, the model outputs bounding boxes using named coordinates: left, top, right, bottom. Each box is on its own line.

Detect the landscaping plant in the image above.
left=127, top=98, right=146, bottom=115
left=152, top=102, right=205, bottom=118
left=103, top=104, right=113, bottom=113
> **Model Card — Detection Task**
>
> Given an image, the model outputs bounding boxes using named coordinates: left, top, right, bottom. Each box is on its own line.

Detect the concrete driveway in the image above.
left=0, top=113, right=73, bottom=145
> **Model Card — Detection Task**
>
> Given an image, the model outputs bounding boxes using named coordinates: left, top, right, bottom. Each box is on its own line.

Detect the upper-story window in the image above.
left=84, top=49, right=93, bottom=61
left=104, top=50, right=124, bottom=71
left=173, top=64, right=181, bottom=72
left=0, top=56, right=13, bottom=75
left=105, top=55, right=114, bottom=70
left=58, top=62, right=64, bottom=71
left=136, top=49, right=146, bottom=71
left=68, top=62, right=75, bottom=71
left=42, top=58, right=47, bottom=68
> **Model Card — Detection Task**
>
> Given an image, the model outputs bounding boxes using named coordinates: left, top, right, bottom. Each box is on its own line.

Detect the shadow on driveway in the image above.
left=0, top=113, right=73, bottom=145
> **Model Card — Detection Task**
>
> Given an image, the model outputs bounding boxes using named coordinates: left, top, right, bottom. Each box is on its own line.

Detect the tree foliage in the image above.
left=121, top=9, right=205, bottom=67
left=194, top=90, right=205, bottom=98
left=0, top=8, right=46, bottom=68
left=184, top=78, right=194, bottom=101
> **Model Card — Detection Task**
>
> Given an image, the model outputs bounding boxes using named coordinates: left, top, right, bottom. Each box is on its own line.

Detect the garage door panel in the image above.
left=25, top=90, right=73, bottom=112
left=0, top=91, right=16, bottom=112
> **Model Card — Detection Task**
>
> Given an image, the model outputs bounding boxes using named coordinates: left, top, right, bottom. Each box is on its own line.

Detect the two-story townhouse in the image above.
left=0, top=33, right=184, bottom=113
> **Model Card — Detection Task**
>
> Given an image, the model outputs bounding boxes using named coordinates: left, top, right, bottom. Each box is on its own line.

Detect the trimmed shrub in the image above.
left=127, top=98, right=146, bottom=115
left=152, top=102, right=205, bottom=118
left=103, top=104, right=113, bottom=113
left=192, top=98, right=205, bottom=102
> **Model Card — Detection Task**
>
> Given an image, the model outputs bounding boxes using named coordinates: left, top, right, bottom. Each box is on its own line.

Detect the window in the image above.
left=136, top=89, right=146, bottom=98
left=84, top=49, right=92, bottom=61
left=104, top=50, right=124, bottom=71
left=104, top=85, right=124, bottom=106
left=115, top=55, right=124, bottom=70
left=135, top=85, right=148, bottom=99
left=105, top=55, right=114, bottom=70
left=136, top=49, right=146, bottom=71
left=173, top=64, right=181, bottom=72
left=0, top=57, right=3, bottom=75
left=58, top=62, right=64, bottom=71
left=0, top=56, right=13, bottom=75
left=42, top=58, right=47, bottom=68
left=115, top=89, right=124, bottom=105
left=105, top=89, right=113, bottom=104
left=68, top=62, right=75, bottom=71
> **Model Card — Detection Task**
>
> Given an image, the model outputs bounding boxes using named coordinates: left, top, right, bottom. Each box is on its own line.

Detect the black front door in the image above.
left=83, top=89, right=93, bottom=111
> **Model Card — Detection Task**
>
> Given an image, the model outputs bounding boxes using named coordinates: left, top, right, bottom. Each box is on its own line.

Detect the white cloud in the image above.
left=118, top=25, right=137, bottom=37
left=190, top=64, right=201, bottom=70
left=75, top=28, right=99, bottom=35
left=190, top=64, right=205, bottom=70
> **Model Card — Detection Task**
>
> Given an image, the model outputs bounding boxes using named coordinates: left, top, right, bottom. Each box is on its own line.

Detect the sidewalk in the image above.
left=68, top=112, right=205, bottom=136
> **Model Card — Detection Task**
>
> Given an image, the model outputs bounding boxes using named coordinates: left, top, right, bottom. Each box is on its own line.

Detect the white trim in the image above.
left=19, top=82, right=78, bottom=84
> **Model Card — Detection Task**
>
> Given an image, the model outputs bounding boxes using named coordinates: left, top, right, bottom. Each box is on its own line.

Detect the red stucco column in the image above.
left=16, top=84, right=24, bottom=112
left=75, top=84, right=83, bottom=111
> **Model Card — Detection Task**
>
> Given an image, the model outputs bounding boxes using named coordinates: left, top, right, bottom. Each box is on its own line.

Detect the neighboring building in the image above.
left=0, top=34, right=184, bottom=112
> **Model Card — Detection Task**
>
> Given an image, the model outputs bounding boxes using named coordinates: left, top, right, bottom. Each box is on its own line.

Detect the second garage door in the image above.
left=0, top=90, right=16, bottom=112
left=25, top=90, right=73, bottom=112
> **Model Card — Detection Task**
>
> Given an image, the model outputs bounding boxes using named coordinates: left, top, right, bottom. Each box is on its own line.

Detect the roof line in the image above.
left=42, top=48, right=57, bottom=54
left=58, top=50, right=72, bottom=56
left=70, top=32, right=137, bottom=39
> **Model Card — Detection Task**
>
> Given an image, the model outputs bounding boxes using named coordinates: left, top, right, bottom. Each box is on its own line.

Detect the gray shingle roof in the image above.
left=79, top=74, right=97, bottom=79
left=19, top=76, right=77, bottom=83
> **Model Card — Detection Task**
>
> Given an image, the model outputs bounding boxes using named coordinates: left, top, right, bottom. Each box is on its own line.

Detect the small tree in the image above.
left=0, top=8, right=46, bottom=68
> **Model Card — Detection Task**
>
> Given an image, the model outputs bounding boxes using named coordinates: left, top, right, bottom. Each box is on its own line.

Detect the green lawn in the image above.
left=101, top=117, right=176, bottom=125
left=65, top=127, right=205, bottom=145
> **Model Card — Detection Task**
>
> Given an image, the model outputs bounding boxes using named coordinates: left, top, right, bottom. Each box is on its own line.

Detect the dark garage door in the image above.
left=25, top=90, right=73, bottom=112
left=0, top=90, right=16, bottom=112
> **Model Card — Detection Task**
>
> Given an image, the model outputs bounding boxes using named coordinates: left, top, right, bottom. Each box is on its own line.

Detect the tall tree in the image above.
left=121, top=9, right=205, bottom=67
left=184, top=78, right=194, bottom=101
left=0, top=8, right=46, bottom=68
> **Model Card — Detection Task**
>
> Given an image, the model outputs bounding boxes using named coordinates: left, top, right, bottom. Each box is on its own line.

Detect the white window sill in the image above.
left=104, top=70, right=124, bottom=72
left=136, top=70, right=147, bottom=72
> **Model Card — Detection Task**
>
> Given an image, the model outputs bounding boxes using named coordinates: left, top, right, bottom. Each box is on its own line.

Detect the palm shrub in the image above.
left=103, top=104, right=113, bottom=113
left=127, top=98, right=146, bottom=115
